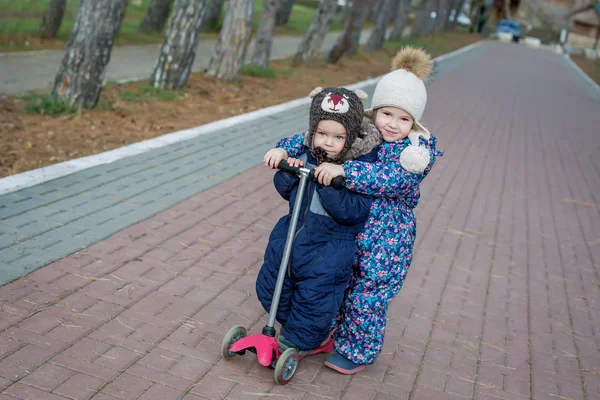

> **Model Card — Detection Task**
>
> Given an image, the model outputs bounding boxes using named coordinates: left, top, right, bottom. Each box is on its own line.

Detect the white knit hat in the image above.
left=366, top=47, right=434, bottom=173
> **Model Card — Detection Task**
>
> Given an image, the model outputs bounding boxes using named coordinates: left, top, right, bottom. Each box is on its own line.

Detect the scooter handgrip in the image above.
left=277, top=159, right=300, bottom=174
left=331, top=176, right=346, bottom=190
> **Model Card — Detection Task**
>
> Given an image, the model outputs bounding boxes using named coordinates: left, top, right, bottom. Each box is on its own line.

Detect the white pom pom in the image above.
left=399, top=145, right=430, bottom=174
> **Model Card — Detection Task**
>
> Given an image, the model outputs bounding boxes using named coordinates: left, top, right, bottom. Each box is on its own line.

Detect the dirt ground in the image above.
left=0, top=33, right=482, bottom=179
left=571, top=54, right=600, bottom=85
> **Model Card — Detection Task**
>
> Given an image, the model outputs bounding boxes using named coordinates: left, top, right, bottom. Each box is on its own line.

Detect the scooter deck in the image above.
left=296, top=337, right=334, bottom=360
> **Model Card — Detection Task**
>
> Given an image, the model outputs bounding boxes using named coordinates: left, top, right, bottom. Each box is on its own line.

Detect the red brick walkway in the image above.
left=1, top=43, right=599, bottom=400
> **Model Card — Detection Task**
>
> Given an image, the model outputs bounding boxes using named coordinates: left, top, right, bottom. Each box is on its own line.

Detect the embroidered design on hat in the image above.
left=321, top=92, right=349, bottom=113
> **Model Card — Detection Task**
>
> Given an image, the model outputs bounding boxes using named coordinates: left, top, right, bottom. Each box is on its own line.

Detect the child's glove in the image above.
left=399, top=131, right=431, bottom=174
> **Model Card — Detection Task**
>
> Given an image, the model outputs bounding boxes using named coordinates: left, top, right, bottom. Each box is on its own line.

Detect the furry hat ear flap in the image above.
left=399, top=131, right=431, bottom=174
left=354, top=89, right=368, bottom=100
left=309, top=87, right=324, bottom=98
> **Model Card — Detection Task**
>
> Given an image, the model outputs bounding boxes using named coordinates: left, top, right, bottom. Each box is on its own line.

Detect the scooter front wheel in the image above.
left=274, top=348, right=298, bottom=385
left=221, top=325, right=247, bottom=359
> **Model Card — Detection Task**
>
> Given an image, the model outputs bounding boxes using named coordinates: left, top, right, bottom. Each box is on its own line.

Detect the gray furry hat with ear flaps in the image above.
left=304, top=86, right=369, bottom=164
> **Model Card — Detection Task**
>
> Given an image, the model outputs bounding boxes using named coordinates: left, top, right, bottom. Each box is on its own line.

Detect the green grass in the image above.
left=0, top=0, right=333, bottom=51
left=240, top=64, right=294, bottom=79
left=120, top=85, right=182, bottom=102
left=19, top=93, right=78, bottom=116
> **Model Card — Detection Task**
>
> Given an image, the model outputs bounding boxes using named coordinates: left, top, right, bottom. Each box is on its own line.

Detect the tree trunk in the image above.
left=139, top=0, right=174, bottom=33
left=323, top=0, right=370, bottom=63
left=276, top=0, right=296, bottom=25
left=202, top=0, right=225, bottom=31
left=433, top=0, right=448, bottom=32
left=368, top=0, right=383, bottom=21
left=364, top=0, right=395, bottom=51
left=52, top=0, right=122, bottom=109
left=388, top=0, right=410, bottom=40
left=503, top=0, right=512, bottom=19
left=115, top=0, right=128, bottom=37
left=347, top=0, right=374, bottom=55
left=337, top=0, right=353, bottom=24
left=207, top=0, right=254, bottom=81
left=150, top=0, right=208, bottom=90
left=411, top=0, right=438, bottom=37
left=39, top=0, right=67, bottom=38
left=251, top=0, right=278, bottom=68
left=449, top=0, right=466, bottom=29
left=293, top=0, right=337, bottom=65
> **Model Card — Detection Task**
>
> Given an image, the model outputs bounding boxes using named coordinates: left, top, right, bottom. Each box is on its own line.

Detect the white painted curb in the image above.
left=0, top=41, right=486, bottom=196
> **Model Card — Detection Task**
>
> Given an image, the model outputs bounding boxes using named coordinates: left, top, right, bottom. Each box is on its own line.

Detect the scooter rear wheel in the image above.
left=274, top=348, right=298, bottom=385
left=221, top=325, right=247, bottom=359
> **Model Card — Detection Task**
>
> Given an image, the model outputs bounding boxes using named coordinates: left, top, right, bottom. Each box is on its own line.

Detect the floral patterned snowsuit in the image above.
left=277, top=130, right=440, bottom=364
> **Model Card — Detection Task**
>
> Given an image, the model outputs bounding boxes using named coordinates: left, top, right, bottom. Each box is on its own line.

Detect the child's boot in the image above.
left=324, top=352, right=365, bottom=374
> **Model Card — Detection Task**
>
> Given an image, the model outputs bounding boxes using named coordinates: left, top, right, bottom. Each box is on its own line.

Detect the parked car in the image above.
left=449, top=10, right=471, bottom=27
left=496, top=19, right=521, bottom=42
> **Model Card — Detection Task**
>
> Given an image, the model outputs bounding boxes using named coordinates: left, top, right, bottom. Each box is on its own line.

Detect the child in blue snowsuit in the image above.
left=256, top=86, right=382, bottom=352
left=269, top=47, right=442, bottom=373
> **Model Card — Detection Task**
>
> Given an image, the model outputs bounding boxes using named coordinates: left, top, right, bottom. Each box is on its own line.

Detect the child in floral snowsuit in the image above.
left=267, top=47, right=442, bottom=374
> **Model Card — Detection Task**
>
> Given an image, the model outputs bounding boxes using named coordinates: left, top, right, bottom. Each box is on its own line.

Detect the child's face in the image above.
left=374, top=107, right=414, bottom=143
left=312, top=120, right=347, bottom=158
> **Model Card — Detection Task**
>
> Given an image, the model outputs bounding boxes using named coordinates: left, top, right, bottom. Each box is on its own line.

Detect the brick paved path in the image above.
left=0, top=42, right=599, bottom=400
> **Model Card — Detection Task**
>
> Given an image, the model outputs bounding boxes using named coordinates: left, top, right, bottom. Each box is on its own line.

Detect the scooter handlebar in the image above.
left=277, top=160, right=345, bottom=190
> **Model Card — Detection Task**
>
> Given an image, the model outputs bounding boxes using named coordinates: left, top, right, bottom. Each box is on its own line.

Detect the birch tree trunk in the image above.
left=207, top=0, right=254, bottom=81
left=51, top=0, right=122, bottom=109
left=150, top=0, right=208, bottom=90
left=388, top=0, right=410, bottom=40
left=293, top=0, right=337, bottom=65
left=364, top=0, right=395, bottom=51
left=251, top=0, right=278, bottom=68
left=139, top=0, right=174, bottom=33
left=275, top=0, right=296, bottom=25
left=347, top=0, right=373, bottom=55
left=39, top=0, right=67, bottom=38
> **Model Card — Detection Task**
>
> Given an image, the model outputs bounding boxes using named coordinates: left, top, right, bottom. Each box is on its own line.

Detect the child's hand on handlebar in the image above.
left=314, top=163, right=346, bottom=186
left=286, top=157, right=304, bottom=168
left=264, top=148, right=288, bottom=169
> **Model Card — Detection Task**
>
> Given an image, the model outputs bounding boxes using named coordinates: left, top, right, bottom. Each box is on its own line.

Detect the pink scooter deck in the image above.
left=229, top=333, right=334, bottom=366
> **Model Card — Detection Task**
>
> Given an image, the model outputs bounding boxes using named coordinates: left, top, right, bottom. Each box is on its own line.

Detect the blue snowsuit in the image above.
left=256, top=148, right=377, bottom=350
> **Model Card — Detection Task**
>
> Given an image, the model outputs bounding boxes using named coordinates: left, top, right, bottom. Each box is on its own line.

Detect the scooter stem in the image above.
left=265, top=167, right=311, bottom=330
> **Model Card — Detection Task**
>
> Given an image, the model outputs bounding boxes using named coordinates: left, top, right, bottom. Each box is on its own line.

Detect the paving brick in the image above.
left=0, top=336, right=22, bottom=359
left=137, top=383, right=185, bottom=400
left=100, top=373, right=152, bottom=400
left=166, top=355, right=212, bottom=382
left=19, top=363, right=74, bottom=391
left=51, top=372, right=105, bottom=400
left=127, top=364, right=192, bottom=391
left=92, top=346, right=141, bottom=372
left=62, top=338, right=112, bottom=363
left=0, top=345, right=55, bottom=380
left=50, top=354, right=117, bottom=381
left=2, top=385, right=69, bottom=400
